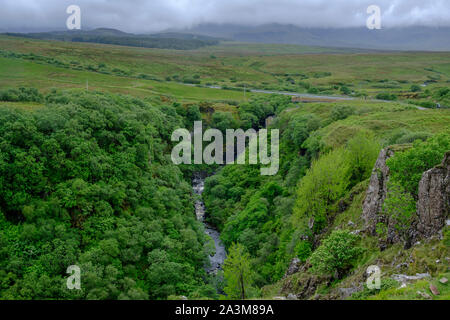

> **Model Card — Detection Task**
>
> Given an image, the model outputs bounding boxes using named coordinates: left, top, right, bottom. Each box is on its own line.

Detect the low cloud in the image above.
left=1, top=0, right=450, bottom=33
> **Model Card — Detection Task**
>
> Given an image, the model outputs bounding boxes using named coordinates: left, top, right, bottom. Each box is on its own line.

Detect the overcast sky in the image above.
left=1, top=0, right=449, bottom=33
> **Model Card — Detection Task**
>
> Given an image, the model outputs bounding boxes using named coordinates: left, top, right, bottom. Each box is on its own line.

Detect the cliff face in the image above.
left=415, top=151, right=450, bottom=238
left=362, top=148, right=449, bottom=244
left=362, top=147, right=395, bottom=235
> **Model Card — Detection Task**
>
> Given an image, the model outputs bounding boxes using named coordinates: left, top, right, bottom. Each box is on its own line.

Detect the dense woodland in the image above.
left=0, top=86, right=448, bottom=300
left=0, top=89, right=220, bottom=299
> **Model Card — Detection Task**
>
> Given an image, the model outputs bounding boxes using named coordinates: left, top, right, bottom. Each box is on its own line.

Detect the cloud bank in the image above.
left=1, top=0, right=450, bottom=33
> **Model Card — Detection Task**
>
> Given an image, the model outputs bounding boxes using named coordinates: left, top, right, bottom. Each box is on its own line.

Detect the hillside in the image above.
left=0, top=35, right=449, bottom=301
left=4, top=28, right=220, bottom=50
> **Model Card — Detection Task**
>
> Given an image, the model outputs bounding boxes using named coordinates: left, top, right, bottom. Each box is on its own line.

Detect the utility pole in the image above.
left=86, top=79, right=89, bottom=91
left=244, top=84, right=246, bottom=100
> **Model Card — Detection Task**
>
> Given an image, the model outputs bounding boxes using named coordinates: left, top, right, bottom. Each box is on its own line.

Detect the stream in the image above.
left=193, top=173, right=227, bottom=274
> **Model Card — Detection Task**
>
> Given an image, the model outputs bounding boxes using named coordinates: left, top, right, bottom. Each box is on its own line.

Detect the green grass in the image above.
left=0, top=56, right=255, bottom=103
left=1, top=35, right=449, bottom=99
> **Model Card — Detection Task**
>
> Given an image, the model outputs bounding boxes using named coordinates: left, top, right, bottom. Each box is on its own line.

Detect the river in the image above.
left=193, top=173, right=227, bottom=274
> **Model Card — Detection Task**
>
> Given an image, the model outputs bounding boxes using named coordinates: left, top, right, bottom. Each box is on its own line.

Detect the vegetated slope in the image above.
left=4, top=28, right=220, bottom=50
left=1, top=35, right=450, bottom=105
left=0, top=89, right=218, bottom=299
left=202, top=96, right=450, bottom=299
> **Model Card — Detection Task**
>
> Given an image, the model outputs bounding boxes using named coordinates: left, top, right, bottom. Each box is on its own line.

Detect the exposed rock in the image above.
left=439, top=277, right=448, bottom=284
left=417, top=291, right=432, bottom=300
left=415, top=151, right=450, bottom=239
left=363, top=148, right=449, bottom=245
left=284, top=258, right=301, bottom=277
left=273, top=296, right=286, bottom=300
left=281, top=268, right=329, bottom=300
left=362, top=147, right=396, bottom=235
left=392, top=273, right=431, bottom=287
left=429, top=284, right=440, bottom=296
left=286, top=293, right=298, bottom=300
left=338, top=286, right=363, bottom=300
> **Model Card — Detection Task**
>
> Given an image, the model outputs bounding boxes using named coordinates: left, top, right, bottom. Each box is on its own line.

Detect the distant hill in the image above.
left=3, top=28, right=220, bottom=50
left=182, top=24, right=450, bottom=51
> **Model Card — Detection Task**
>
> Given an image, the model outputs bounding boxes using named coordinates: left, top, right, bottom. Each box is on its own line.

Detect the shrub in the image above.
left=387, top=133, right=450, bottom=197
left=284, top=114, right=321, bottom=147
left=310, top=230, right=362, bottom=278
left=410, top=84, right=422, bottom=92
left=0, top=87, right=44, bottom=103
left=331, top=105, right=355, bottom=121
left=396, top=132, right=431, bottom=144
left=381, top=181, right=416, bottom=242
left=340, top=86, right=351, bottom=95
left=376, top=93, right=397, bottom=101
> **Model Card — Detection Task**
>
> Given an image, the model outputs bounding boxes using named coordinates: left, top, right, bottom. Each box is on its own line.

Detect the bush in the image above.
left=0, top=87, right=44, bottom=103
left=396, top=131, right=431, bottom=144
left=310, top=230, right=362, bottom=278
left=376, top=93, right=397, bottom=101
left=284, top=114, right=321, bottom=147
left=381, top=181, right=416, bottom=242
left=387, top=133, right=450, bottom=197
left=410, top=84, right=422, bottom=92
left=211, top=112, right=237, bottom=133
left=331, top=105, right=355, bottom=121
left=340, top=86, right=351, bottom=95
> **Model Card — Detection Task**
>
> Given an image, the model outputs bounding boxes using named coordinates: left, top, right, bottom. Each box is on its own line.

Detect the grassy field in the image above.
left=1, top=35, right=449, bottom=101
left=0, top=56, right=257, bottom=103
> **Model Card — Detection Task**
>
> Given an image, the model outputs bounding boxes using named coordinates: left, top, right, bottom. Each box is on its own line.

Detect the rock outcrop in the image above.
left=415, top=151, right=450, bottom=238
left=362, top=147, right=396, bottom=235
left=284, top=258, right=301, bottom=278
left=362, top=147, right=449, bottom=244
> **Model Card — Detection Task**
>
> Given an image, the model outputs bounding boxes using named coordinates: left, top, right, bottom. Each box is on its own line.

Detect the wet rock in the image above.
left=429, top=284, right=440, bottom=296
left=416, top=151, right=450, bottom=239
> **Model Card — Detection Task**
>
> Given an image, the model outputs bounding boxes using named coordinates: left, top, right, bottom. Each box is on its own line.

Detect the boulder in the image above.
left=429, top=284, right=440, bottom=296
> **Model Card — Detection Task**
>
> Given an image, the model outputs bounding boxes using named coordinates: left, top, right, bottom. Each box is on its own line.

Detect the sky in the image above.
left=1, top=0, right=449, bottom=33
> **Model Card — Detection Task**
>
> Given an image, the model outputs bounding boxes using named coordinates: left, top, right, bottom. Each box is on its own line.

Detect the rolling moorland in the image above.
left=0, top=34, right=449, bottom=300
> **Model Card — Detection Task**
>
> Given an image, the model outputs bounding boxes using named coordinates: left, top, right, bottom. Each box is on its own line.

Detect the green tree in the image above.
left=387, top=133, right=450, bottom=197
left=382, top=181, right=416, bottom=242
left=223, top=243, right=254, bottom=300
left=310, top=230, right=362, bottom=278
